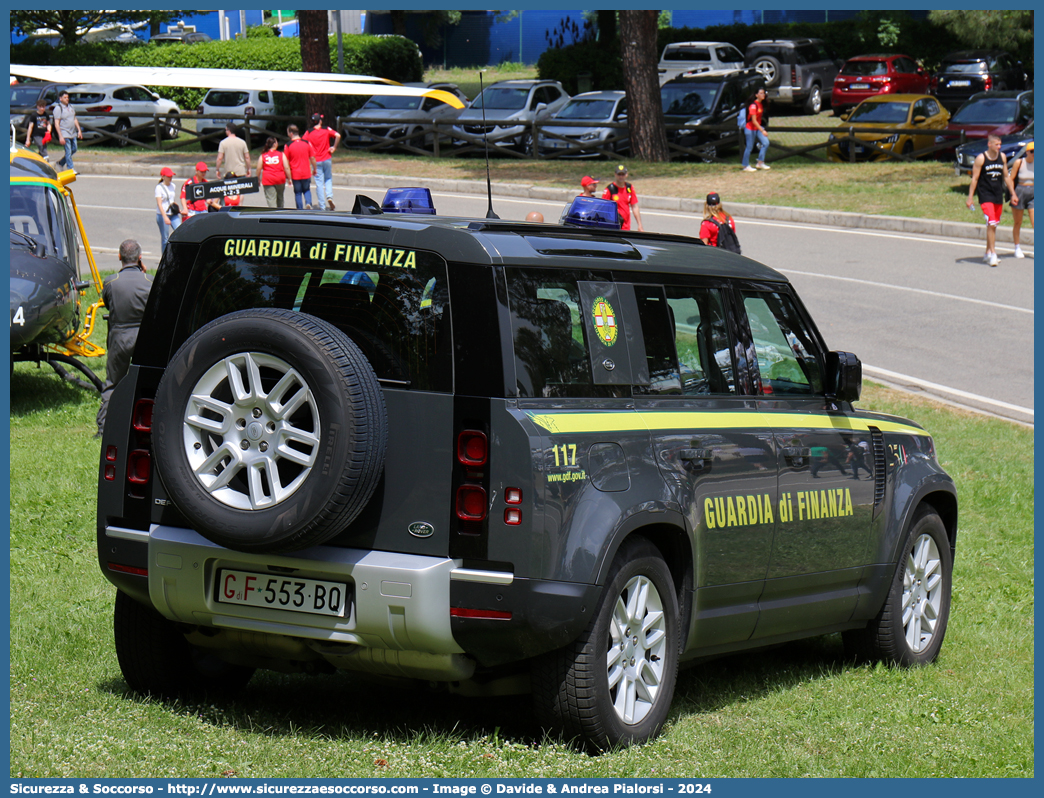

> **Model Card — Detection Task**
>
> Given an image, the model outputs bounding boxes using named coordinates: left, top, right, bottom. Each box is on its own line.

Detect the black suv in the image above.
left=930, top=49, right=1028, bottom=111
left=97, top=196, right=957, bottom=751
left=745, top=38, right=842, bottom=114
left=660, top=68, right=766, bottom=160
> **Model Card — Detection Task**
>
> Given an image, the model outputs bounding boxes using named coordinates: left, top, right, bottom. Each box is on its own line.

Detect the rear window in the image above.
left=180, top=238, right=452, bottom=392
left=68, top=92, right=107, bottom=105
left=950, top=98, right=1018, bottom=124
left=664, top=48, right=710, bottom=63
left=942, top=61, right=987, bottom=74
left=205, top=91, right=251, bottom=108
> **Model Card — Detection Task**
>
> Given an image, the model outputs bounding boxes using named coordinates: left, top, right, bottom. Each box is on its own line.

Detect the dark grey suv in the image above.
left=745, top=38, right=842, bottom=114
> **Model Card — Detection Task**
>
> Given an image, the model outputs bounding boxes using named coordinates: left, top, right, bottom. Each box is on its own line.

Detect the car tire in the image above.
left=901, top=139, right=915, bottom=159
left=518, top=131, right=534, bottom=157
left=114, top=590, right=255, bottom=698
left=152, top=308, right=388, bottom=554
left=162, top=113, right=180, bottom=140
left=804, top=84, right=823, bottom=115
left=699, top=142, right=718, bottom=164
left=753, top=56, right=782, bottom=89
left=843, top=506, right=952, bottom=667
left=112, top=118, right=132, bottom=148
left=531, top=536, right=680, bottom=751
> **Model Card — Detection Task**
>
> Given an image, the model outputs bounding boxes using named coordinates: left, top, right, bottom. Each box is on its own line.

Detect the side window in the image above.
left=925, top=99, right=941, bottom=117
left=614, top=100, right=628, bottom=120
left=113, top=88, right=133, bottom=102
left=740, top=289, right=823, bottom=396
left=719, top=81, right=741, bottom=115
left=912, top=99, right=928, bottom=118
left=506, top=269, right=620, bottom=398
left=640, top=285, right=738, bottom=395
left=258, top=91, right=270, bottom=103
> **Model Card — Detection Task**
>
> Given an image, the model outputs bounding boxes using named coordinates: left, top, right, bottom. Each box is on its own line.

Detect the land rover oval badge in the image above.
left=408, top=522, right=435, bottom=538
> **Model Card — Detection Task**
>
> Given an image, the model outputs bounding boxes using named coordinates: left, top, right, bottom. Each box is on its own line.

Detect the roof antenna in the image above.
left=479, top=71, right=499, bottom=219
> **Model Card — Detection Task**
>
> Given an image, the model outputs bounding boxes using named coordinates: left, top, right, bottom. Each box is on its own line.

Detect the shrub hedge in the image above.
left=11, top=34, right=423, bottom=119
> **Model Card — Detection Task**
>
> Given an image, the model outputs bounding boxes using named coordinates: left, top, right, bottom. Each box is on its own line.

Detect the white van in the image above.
left=658, top=41, right=745, bottom=85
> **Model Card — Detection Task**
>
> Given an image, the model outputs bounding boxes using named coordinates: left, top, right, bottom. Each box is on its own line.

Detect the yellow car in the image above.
left=828, top=93, right=950, bottom=162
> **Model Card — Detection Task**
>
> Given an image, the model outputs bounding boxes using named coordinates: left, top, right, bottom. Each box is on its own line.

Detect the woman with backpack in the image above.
left=699, top=192, right=741, bottom=253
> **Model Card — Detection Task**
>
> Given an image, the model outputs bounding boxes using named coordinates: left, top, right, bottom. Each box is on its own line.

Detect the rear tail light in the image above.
left=457, top=430, right=488, bottom=466
left=456, top=485, right=487, bottom=521
left=245, top=106, right=256, bottom=116
left=127, top=449, right=151, bottom=485
left=983, top=76, right=993, bottom=91
left=450, top=607, right=511, bottom=620
left=108, top=562, right=148, bottom=577
left=86, top=105, right=112, bottom=113
left=505, top=487, right=522, bottom=505
left=132, top=399, right=154, bottom=432
left=104, top=464, right=116, bottom=481
left=791, top=66, right=797, bottom=87
left=196, top=105, right=204, bottom=114
left=504, top=508, right=522, bottom=525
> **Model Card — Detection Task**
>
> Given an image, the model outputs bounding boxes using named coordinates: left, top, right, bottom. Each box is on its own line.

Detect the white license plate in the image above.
left=850, top=83, right=869, bottom=90
left=950, top=80, right=971, bottom=87
left=217, top=569, right=349, bottom=617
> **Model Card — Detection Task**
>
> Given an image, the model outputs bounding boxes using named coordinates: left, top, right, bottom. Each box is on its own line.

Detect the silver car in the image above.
left=196, top=88, right=277, bottom=151
left=537, top=91, right=629, bottom=158
left=452, top=79, right=570, bottom=154
left=67, top=83, right=181, bottom=144
left=341, top=82, right=469, bottom=150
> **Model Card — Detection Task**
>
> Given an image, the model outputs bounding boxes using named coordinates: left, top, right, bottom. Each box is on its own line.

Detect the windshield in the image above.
left=942, top=61, right=987, bottom=74
left=205, top=91, right=251, bottom=107
left=10, top=86, right=45, bottom=107
left=361, top=95, right=423, bottom=111
left=660, top=83, right=717, bottom=116
left=556, top=99, right=616, bottom=120
left=471, top=88, right=529, bottom=111
left=950, top=99, right=1018, bottom=124
left=9, top=183, right=74, bottom=263
left=849, top=101, right=911, bottom=123
left=842, top=60, right=889, bottom=77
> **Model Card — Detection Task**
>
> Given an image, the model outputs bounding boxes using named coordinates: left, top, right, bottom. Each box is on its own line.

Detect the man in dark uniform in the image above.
left=96, top=240, right=153, bottom=437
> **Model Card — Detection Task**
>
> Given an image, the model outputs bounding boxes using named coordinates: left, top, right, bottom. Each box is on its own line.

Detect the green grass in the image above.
left=9, top=318, right=1034, bottom=779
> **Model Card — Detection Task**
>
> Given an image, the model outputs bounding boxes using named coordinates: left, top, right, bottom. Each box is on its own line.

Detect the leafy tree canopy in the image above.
left=11, top=11, right=201, bottom=47
left=927, top=10, right=1033, bottom=50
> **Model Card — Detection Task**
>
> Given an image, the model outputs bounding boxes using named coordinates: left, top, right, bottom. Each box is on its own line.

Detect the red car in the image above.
left=832, top=54, right=929, bottom=116
left=933, top=89, right=1033, bottom=158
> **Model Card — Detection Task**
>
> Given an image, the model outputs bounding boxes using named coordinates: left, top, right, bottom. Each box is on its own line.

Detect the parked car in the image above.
left=67, top=83, right=181, bottom=144
left=831, top=54, right=929, bottom=117
left=660, top=68, right=765, bottom=160
left=342, top=82, right=469, bottom=150
left=954, top=121, right=1033, bottom=176
left=744, top=38, right=841, bottom=114
left=658, top=41, right=745, bottom=85
left=929, top=50, right=1028, bottom=111
left=536, top=90, right=628, bottom=158
left=10, top=81, right=72, bottom=132
left=828, top=94, right=949, bottom=162
left=151, top=30, right=213, bottom=44
left=196, top=88, right=277, bottom=151
left=933, top=90, right=1033, bottom=158
left=451, top=79, right=570, bottom=154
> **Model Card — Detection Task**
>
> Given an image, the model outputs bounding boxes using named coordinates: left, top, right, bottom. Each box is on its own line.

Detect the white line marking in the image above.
left=863, top=364, right=1033, bottom=417
left=779, top=268, right=1033, bottom=314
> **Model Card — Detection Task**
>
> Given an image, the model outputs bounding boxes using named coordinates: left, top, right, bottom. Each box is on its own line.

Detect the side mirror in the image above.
left=839, top=111, right=851, bottom=122
left=825, top=351, right=861, bottom=403
left=534, top=102, right=548, bottom=115
left=913, top=115, right=927, bottom=124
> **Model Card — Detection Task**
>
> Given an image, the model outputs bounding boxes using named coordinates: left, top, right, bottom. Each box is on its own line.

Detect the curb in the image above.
left=74, top=160, right=1032, bottom=246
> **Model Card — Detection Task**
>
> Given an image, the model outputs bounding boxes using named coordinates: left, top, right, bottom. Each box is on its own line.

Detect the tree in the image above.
left=10, top=10, right=193, bottom=47
left=298, top=10, right=331, bottom=121
left=618, top=10, right=669, bottom=162
left=927, top=10, right=1033, bottom=50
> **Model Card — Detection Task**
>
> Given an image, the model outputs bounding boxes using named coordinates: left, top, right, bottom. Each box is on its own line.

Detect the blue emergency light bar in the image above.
left=561, top=197, right=621, bottom=230
left=382, top=187, right=437, bottom=215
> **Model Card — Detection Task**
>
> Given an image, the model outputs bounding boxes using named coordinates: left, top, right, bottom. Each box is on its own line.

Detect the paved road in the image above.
left=72, top=174, right=1034, bottom=425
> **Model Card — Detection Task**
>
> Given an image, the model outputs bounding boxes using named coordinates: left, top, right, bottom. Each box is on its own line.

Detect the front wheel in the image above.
left=804, top=85, right=823, bottom=114
left=114, top=591, right=254, bottom=698
left=518, top=132, right=534, bottom=157
left=843, top=506, right=952, bottom=667
left=112, top=118, right=132, bottom=148
left=532, top=537, right=680, bottom=751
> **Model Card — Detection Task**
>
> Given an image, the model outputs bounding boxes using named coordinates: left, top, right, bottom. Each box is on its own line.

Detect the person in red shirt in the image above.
left=256, top=136, right=293, bottom=209
left=284, top=124, right=317, bottom=210
left=602, top=165, right=644, bottom=231
left=302, top=113, right=341, bottom=210
left=699, top=192, right=737, bottom=247
left=180, top=161, right=219, bottom=219
left=741, top=87, right=770, bottom=172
